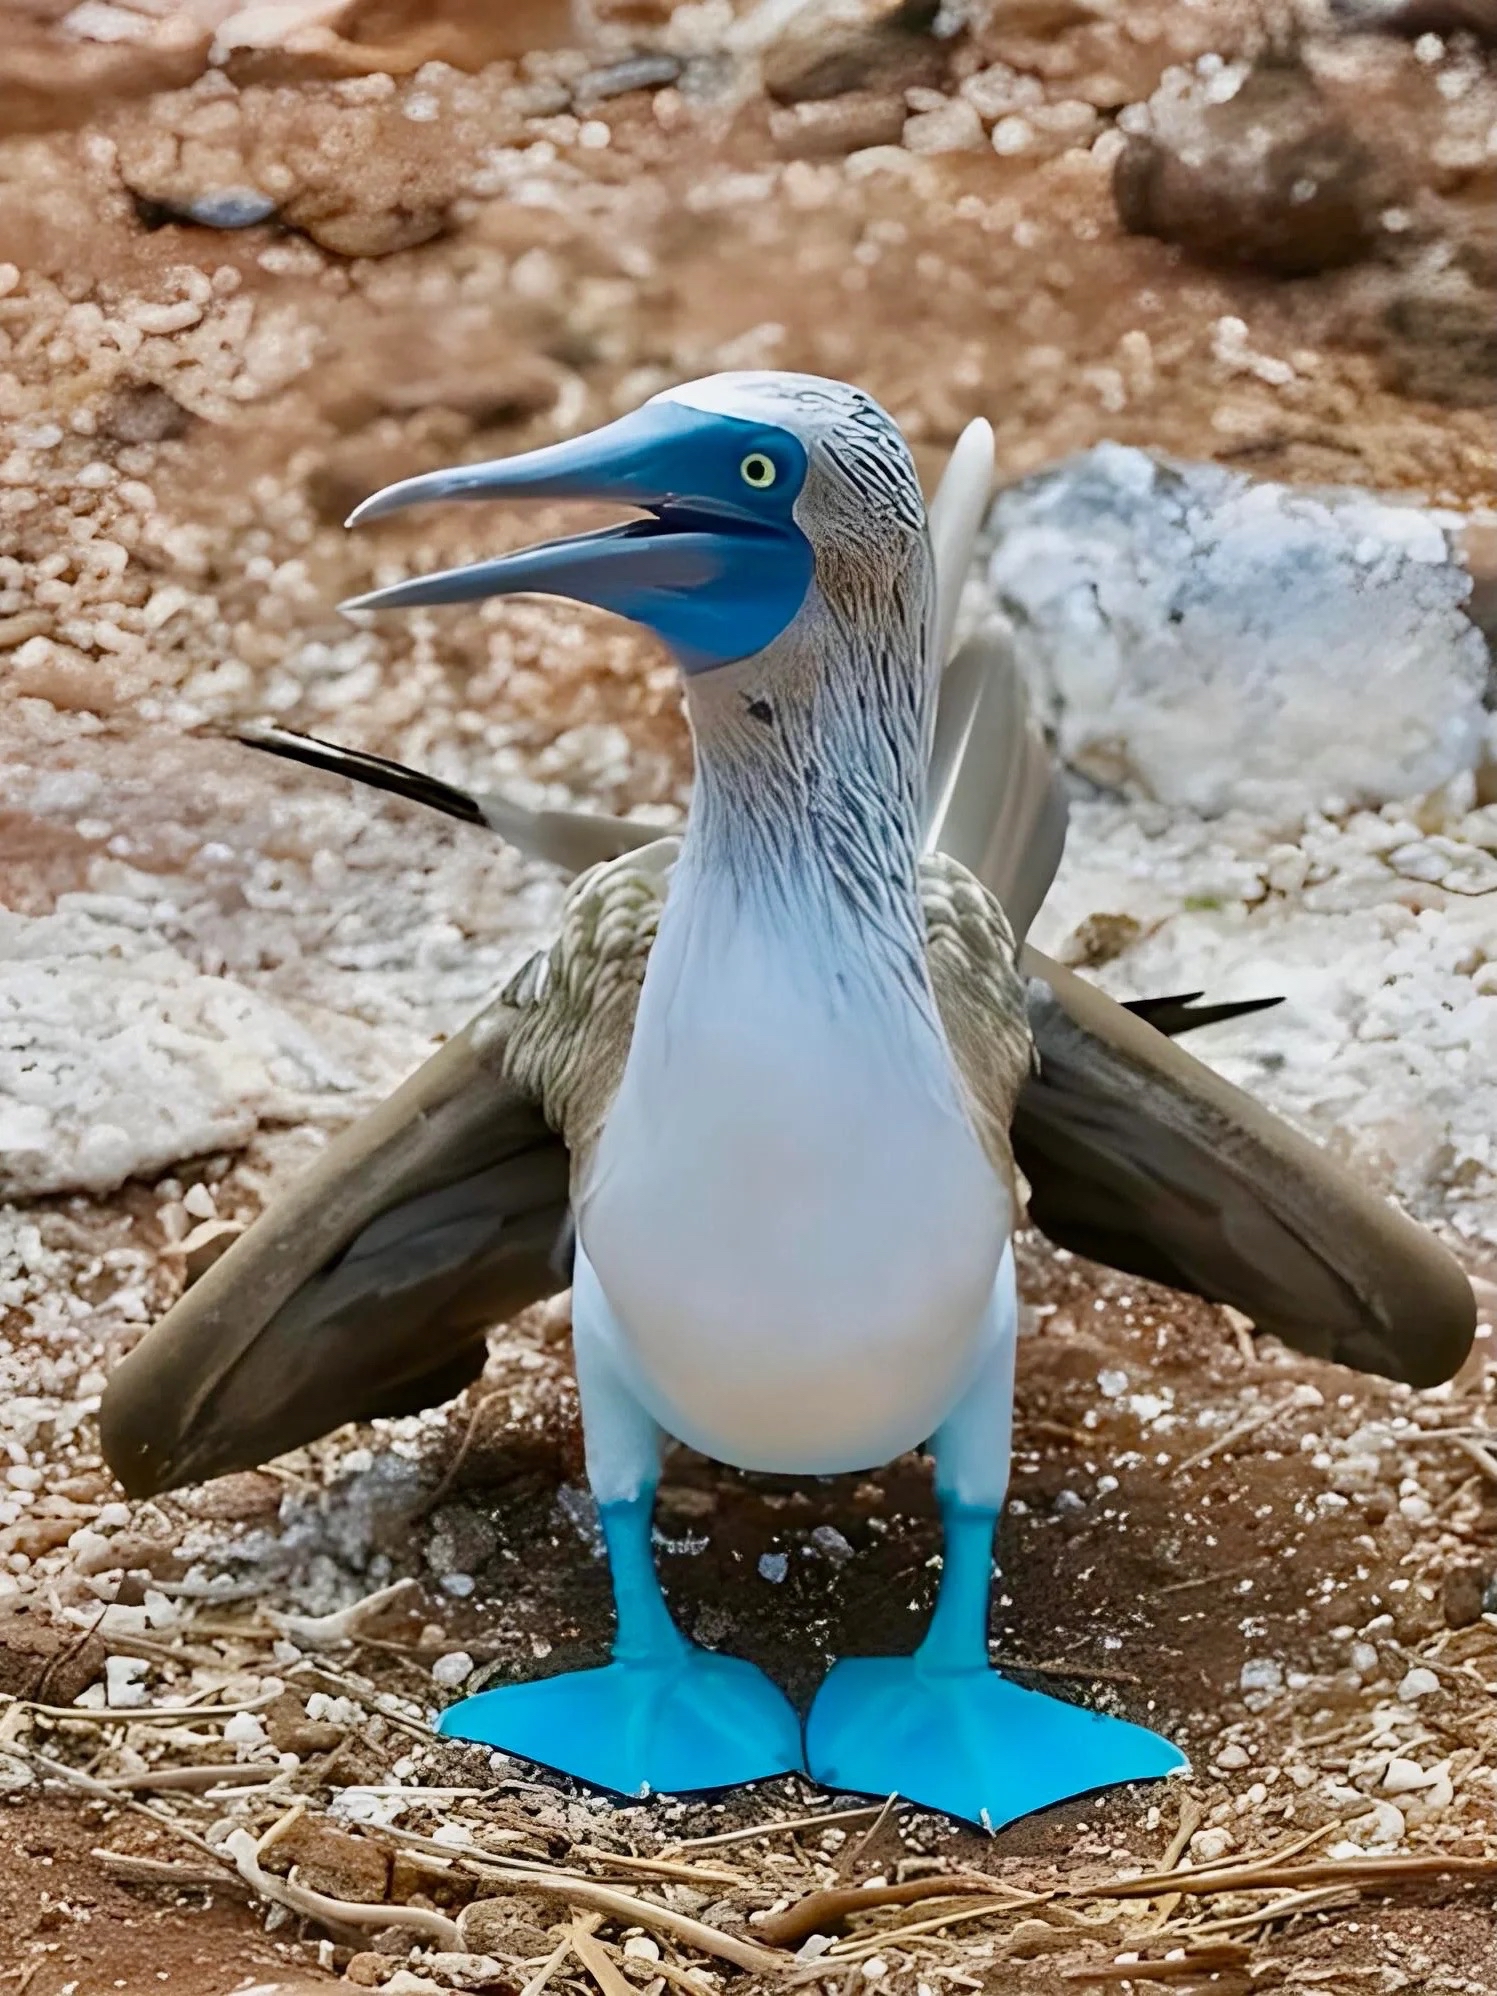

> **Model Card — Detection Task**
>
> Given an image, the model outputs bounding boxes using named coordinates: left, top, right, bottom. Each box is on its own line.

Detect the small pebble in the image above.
left=1381, top=1756, right=1431, bottom=1794
left=185, top=190, right=277, bottom=229
left=104, top=1654, right=149, bottom=1709
left=431, top=1650, right=475, bottom=1689
left=1189, top=1827, right=1233, bottom=1863
left=1239, top=1658, right=1284, bottom=1695
left=1398, top=1666, right=1441, bottom=1702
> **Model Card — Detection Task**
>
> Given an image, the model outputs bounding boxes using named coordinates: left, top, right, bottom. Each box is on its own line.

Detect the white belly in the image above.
left=576, top=898, right=1007, bottom=1474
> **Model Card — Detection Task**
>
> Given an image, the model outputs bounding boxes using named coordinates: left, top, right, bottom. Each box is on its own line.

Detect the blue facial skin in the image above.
left=341, top=401, right=816, bottom=674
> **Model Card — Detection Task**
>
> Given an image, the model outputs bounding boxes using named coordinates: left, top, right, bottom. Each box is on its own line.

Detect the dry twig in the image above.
left=760, top=1873, right=1039, bottom=1948
left=1171, top=1401, right=1285, bottom=1478
left=93, top=1848, right=252, bottom=1894
left=268, top=1576, right=420, bottom=1649
left=670, top=1802, right=890, bottom=1853
left=225, top=1827, right=463, bottom=1947
left=459, top=1861, right=786, bottom=1973
left=567, top=1920, right=636, bottom=1996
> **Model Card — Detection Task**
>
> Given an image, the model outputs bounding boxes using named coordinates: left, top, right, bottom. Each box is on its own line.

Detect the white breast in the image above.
left=576, top=880, right=1008, bottom=1475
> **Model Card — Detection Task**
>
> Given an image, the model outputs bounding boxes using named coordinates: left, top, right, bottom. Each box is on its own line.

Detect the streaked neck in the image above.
left=674, top=579, right=936, bottom=1003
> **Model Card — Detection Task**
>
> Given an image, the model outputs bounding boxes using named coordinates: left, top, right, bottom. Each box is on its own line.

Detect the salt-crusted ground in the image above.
left=3, top=3, right=1497, bottom=1993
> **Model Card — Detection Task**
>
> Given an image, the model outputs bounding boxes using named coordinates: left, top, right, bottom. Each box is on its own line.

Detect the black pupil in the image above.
left=748, top=456, right=770, bottom=484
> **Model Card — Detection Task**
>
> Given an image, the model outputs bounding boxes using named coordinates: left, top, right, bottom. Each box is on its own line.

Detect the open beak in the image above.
left=339, top=399, right=812, bottom=671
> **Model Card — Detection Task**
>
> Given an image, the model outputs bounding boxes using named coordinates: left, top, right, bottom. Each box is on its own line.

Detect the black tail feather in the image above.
left=1125, top=992, right=1285, bottom=1038
left=236, top=724, right=486, bottom=828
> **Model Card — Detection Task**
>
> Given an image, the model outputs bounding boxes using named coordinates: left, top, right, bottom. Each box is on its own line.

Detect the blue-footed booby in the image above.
left=101, top=377, right=1476, bottom=1829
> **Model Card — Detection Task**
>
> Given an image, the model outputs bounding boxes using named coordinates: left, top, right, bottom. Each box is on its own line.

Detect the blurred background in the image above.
left=2, top=5, right=1497, bottom=1991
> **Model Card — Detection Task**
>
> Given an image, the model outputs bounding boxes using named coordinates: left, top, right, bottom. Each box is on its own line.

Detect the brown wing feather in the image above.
left=99, top=999, right=569, bottom=1497
left=1017, top=950, right=1476, bottom=1387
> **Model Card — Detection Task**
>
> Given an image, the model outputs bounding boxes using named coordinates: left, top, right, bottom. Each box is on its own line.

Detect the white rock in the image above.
left=1360, top=1799, right=1408, bottom=1847
left=1239, top=1658, right=1284, bottom=1696
left=1398, top=1667, right=1441, bottom=1702
left=1381, top=1756, right=1432, bottom=1793
left=0, top=903, right=413, bottom=1198
left=223, top=1710, right=267, bottom=1746
left=426, top=1960, right=507, bottom=1993
left=1188, top=1827, right=1234, bottom=1863
left=103, top=1654, right=149, bottom=1708
left=431, top=1650, right=475, bottom=1689
left=182, top=1180, right=217, bottom=1219
left=903, top=100, right=984, bottom=155
left=984, top=445, right=1488, bottom=815
left=1419, top=1769, right=1455, bottom=1812
left=1214, top=1742, right=1251, bottom=1769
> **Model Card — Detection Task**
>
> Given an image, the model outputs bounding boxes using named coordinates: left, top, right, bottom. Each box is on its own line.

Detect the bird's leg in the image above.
left=806, top=1244, right=1186, bottom=1828
left=437, top=1248, right=804, bottom=1795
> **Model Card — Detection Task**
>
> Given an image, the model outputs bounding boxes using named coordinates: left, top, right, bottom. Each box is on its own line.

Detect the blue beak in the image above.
left=341, top=399, right=814, bottom=673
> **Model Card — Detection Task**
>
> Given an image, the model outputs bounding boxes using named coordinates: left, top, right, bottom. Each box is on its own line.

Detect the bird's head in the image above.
left=342, top=371, right=933, bottom=682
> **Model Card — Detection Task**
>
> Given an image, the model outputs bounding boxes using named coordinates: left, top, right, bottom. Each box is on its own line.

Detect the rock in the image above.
left=1398, top=1665, right=1441, bottom=1701
left=770, top=93, right=908, bottom=159
left=1239, top=1657, right=1284, bottom=1697
left=762, top=0, right=946, bottom=107
left=1113, top=59, right=1401, bottom=275
left=424, top=1502, right=496, bottom=1580
left=458, top=1897, right=563, bottom=1958
left=218, top=0, right=580, bottom=83
left=424, top=1958, right=507, bottom=1992
left=0, top=20, right=209, bottom=140
left=1441, top=1564, right=1488, bottom=1628
left=280, top=186, right=448, bottom=259
left=0, top=1599, right=107, bottom=1704
left=1381, top=1755, right=1435, bottom=1793
left=269, top=1817, right=391, bottom=1904
left=180, top=1472, right=286, bottom=1524
left=0, top=612, right=54, bottom=651
left=1376, top=278, right=1497, bottom=410
left=984, top=444, right=1490, bottom=816
left=263, top=1689, right=345, bottom=1758
left=573, top=55, right=682, bottom=107
left=174, top=1218, right=244, bottom=1286
left=1059, top=911, right=1144, bottom=971
left=902, top=96, right=984, bottom=154
left=99, top=383, right=193, bottom=446
left=131, top=187, right=277, bottom=231
left=1188, top=1826, right=1234, bottom=1863
left=1330, top=0, right=1497, bottom=38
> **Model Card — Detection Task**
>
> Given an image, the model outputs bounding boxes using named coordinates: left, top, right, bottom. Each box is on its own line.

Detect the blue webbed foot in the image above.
left=806, top=1655, right=1186, bottom=1830
left=439, top=1646, right=804, bottom=1798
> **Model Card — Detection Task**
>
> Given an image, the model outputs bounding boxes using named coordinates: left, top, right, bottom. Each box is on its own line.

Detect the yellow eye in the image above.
left=740, top=452, right=777, bottom=490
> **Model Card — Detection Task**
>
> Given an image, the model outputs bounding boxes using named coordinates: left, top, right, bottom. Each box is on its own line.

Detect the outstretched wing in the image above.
left=99, top=999, right=570, bottom=1498
left=98, top=847, right=672, bottom=1499
left=1016, top=954, right=1475, bottom=1386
